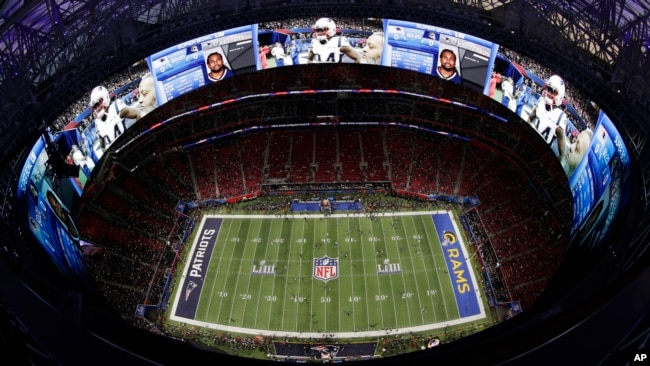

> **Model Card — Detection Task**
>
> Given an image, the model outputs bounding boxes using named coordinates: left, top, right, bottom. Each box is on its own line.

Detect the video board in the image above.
left=145, top=18, right=500, bottom=104
left=16, top=133, right=86, bottom=276
left=483, top=45, right=631, bottom=243
left=570, top=112, right=630, bottom=247
left=382, top=19, right=499, bottom=88
left=18, top=17, right=632, bottom=276
left=146, top=25, right=257, bottom=105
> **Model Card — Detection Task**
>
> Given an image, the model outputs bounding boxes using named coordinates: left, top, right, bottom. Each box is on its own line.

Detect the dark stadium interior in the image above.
left=1, top=1, right=649, bottom=365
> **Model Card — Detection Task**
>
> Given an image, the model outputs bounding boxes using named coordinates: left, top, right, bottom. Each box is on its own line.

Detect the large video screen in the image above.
left=484, top=45, right=631, bottom=244
left=16, top=133, right=87, bottom=276
left=17, top=17, right=631, bottom=276
left=145, top=18, right=500, bottom=105
left=382, top=19, right=499, bottom=88
left=570, top=112, right=630, bottom=247
left=147, top=24, right=258, bottom=105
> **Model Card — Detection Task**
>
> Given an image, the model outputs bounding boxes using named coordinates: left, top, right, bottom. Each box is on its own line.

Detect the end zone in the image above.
left=432, top=212, right=484, bottom=318
left=170, top=216, right=222, bottom=320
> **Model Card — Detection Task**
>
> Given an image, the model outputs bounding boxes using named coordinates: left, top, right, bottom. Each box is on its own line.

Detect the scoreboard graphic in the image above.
left=146, top=24, right=258, bottom=104
left=383, top=19, right=499, bottom=88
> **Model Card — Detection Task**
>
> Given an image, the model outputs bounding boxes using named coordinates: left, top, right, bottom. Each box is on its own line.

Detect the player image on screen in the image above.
left=383, top=19, right=498, bottom=88
left=500, top=76, right=516, bottom=111
left=271, top=42, right=293, bottom=67
left=69, top=144, right=94, bottom=176
left=89, top=85, right=127, bottom=155
left=526, top=75, right=578, bottom=157
left=46, top=190, right=79, bottom=239
left=146, top=24, right=257, bottom=104
left=205, top=50, right=235, bottom=82
left=307, top=18, right=360, bottom=64
left=558, top=126, right=593, bottom=177
left=436, top=47, right=462, bottom=84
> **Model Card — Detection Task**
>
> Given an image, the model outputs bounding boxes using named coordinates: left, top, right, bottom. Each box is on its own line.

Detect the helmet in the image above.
left=313, top=18, right=336, bottom=43
left=543, top=75, right=565, bottom=107
left=89, top=86, right=111, bottom=120
left=90, top=86, right=110, bottom=109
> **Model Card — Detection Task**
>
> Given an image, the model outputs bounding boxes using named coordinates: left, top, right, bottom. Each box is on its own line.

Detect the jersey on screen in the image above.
left=310, top=36, right=350, bottom=63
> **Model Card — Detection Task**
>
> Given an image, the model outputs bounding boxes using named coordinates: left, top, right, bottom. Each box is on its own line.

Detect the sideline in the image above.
left=174, top=313, right=485, bottom=339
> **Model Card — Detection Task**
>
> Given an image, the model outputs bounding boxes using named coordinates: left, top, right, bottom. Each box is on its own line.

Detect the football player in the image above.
left=307, top=18, right=360, bottom=63
left=271, top=42, right=293, bottom=66
left=89, top=85, right=126, bottom=153
left=527, top=74, right=577, bottom=157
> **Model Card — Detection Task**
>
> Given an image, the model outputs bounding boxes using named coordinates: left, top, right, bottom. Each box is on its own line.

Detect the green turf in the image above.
left=173, top=211, right=484, bottom=337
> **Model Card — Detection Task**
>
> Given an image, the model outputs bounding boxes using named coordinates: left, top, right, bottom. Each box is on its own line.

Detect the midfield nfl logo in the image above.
left=313, top=256, right=339, bottom=282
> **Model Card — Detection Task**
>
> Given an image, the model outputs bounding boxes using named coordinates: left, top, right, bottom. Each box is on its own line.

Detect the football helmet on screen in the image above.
left=89, top=86, right=111, bottom=120
left=543, top=75, right=565, bottom=107
left=313, top=18, right=337, bottom=44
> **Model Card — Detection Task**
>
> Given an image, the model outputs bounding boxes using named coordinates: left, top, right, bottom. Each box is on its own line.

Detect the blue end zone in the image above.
left=431, top=213, right=481, bottom=317
left=175, top=217, right=222, bottom=319
left=290, top=200, right=364, bottom=212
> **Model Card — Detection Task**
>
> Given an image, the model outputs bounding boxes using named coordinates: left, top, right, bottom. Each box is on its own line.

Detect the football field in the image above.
left=169, top=211, right=486, bottom=338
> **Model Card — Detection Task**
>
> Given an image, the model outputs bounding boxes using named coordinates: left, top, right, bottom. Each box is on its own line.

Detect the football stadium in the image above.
left=0, top=1, right=649, bottom=365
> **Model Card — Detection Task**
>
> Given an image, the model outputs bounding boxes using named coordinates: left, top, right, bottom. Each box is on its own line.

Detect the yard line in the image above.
left=292, top=217, right=307, bottom=331
left=402, top=215, right=428, bottom=324
left=241, top=219, right=263, bottom=328
left=280, top=217, right=301, bottom=331
left=387, top=215, right=416, bottom=327
left=224, top=219, right=245, bottom=324
left=364, top=215, right=384, bottom=330
left=252, top=219, right=274, bottom=328
left=227, top=220, right=254, bottom=325
left=207, top=218, right=234, bottom=322
left=335, top=216, right=343, bottom=331
left=309, top=218, right=316, bottom=333
left=423, top=214, right=451, bottom=320
left=279, top=219, right=291, bottom=331
left=265, top=218, right=283, bottom=330
left=378, top=216, right=405, bottom=328
left=343, top=216, right=356, bottom=332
